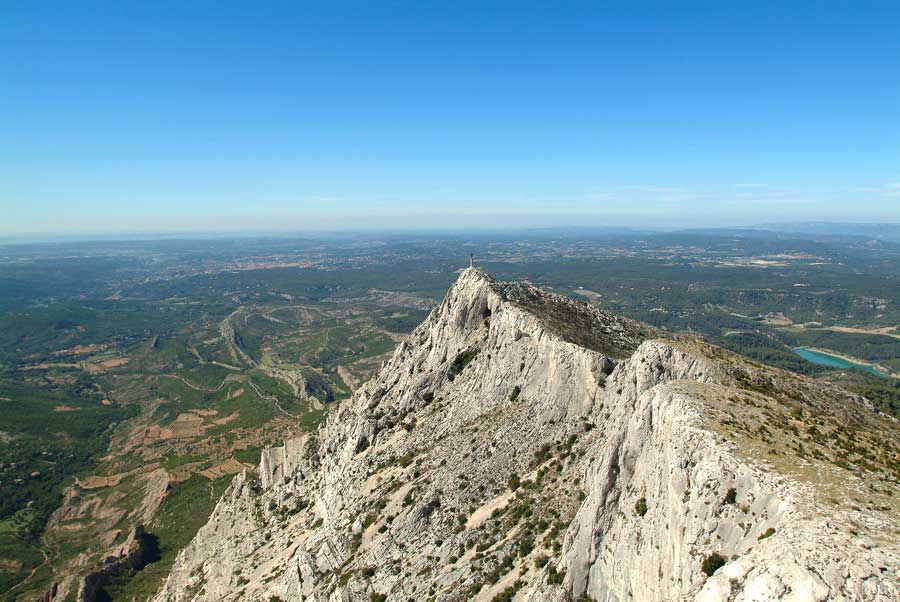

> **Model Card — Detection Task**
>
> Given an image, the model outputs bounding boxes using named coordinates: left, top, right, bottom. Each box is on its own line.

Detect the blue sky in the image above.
left=2, top=1, right=899, bottom=234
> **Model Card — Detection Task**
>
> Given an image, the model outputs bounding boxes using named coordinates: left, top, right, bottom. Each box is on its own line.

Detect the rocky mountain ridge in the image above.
left=150, top=268, right=900, bottom=602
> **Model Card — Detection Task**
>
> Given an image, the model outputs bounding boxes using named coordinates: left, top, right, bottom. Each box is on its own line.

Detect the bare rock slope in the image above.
left=152, top=268, right=900, bottom=602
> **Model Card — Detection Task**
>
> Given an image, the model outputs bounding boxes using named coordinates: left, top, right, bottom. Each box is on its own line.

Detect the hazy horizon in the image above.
left=5, top=219, right=900, bottom=247
left=5, top=211, right=900, bottom=239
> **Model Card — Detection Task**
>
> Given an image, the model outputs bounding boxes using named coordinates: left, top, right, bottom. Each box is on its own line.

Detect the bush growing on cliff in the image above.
left=701, top=552, right=726, bottom=576
left=724, top=488, right=737, bottom=505
left=634, top=497, right=648, bottom=516
left=491, top=579, right=523, bottom=602
left=547, top=564, right=565, bottom=585
left=757, top=527, right=776, bottom=540
left=448, top=349, right=479, bottom=381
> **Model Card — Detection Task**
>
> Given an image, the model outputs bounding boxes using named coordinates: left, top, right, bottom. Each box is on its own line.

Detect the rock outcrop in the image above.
left=151, top=268, right=900, bottom=602
left=78, top=526, right=159, bottom=602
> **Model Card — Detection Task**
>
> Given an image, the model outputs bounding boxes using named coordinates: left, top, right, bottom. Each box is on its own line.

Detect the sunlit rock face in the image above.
left=151, top=269, right=900, bottom=602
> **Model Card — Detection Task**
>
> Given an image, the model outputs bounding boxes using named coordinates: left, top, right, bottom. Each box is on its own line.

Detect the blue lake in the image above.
left=794, top=347, right=886, bottom=377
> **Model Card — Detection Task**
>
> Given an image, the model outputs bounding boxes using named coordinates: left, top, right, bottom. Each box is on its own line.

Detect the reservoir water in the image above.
left=793, top=347, right=886, bottom=376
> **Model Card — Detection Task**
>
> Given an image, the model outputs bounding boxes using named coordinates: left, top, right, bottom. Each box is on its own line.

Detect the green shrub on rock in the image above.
left=634, top=497, right=648, bottom=516
left=702, top=552, right=726, bottom=576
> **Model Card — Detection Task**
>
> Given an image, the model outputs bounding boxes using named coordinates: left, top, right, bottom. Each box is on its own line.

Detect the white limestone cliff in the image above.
left=151, top=268, right=900, bottom=602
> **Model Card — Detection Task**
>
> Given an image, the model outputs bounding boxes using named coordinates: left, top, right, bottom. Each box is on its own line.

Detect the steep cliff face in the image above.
left=151, top=269, right=900, bottom=602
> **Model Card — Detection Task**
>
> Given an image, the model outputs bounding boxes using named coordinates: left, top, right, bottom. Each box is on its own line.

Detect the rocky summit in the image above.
left=150, top=268, right=900, bottom=602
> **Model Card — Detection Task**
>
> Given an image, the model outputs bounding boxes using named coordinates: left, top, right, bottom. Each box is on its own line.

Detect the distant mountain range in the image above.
left=749, top=221, right=900, bottom=242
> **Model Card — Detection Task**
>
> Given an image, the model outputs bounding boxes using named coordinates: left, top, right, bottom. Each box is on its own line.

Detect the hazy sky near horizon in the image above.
left=2, top=1, right=899, bottom=234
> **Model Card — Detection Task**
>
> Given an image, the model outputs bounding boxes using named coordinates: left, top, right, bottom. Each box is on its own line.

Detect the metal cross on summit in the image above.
left=469, top=253, right=475, bottom=268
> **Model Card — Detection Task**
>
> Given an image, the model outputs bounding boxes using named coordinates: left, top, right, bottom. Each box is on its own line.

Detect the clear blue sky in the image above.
left=2, top=1, right=898, bottom=234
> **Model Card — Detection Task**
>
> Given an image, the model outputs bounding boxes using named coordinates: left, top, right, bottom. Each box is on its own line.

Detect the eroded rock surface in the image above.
left=152, top=268, right=900, bottom=602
